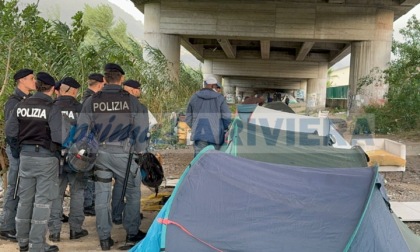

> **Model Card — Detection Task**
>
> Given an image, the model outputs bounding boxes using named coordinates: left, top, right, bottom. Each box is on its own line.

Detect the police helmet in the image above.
left=66, top=132, right=99, bottom=173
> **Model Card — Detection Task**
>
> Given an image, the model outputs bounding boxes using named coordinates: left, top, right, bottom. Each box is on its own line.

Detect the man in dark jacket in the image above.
left=81, top=73, right=105, bottom=103
left=81, top=73, right=105, bottom=217
left=6, top=71, right=61, bottom=252
left=77, top=63, right=149, bottom=250
left=48, top=77, right=88, bottom=242
left=0, top=69, right=35, bottom=242
left=186, top=76, right=231, bottom=156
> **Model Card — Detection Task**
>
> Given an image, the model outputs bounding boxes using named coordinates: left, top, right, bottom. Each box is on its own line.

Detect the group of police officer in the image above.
left=0, top=63, right=149, bottom=251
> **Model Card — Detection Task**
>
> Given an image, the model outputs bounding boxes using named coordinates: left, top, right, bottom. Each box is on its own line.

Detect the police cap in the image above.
left=61, top=77, right=81, bottom=89
left=13, top=68, right=33, bottom=81
left=55, top=79, right=62, bottom=90
left=36, top=72, right=55, bottom=86
left=104, top=63, right=125, bottom=75
left=88, top=73, right=104, bottom=82
left=123, top=79, right=140, bottom=89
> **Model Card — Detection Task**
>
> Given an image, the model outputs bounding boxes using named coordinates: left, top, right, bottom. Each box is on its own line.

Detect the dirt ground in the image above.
left=0, top=132, right=419, bottom=251
left=0, top=147, right=194, bottom=252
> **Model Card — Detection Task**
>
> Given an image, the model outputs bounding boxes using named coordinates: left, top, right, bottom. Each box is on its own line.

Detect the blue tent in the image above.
left=131, top=149, right=420, bottom=252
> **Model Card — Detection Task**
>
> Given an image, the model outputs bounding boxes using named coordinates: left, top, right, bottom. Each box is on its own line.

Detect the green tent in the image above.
left=222, top=105, right=367, bottom=168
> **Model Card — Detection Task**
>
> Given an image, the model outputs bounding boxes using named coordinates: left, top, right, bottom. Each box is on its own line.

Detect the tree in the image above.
left=0, top=0, right=201, bottom=139
left=326, top=68, right=338, bottom=87
left=365, top=15, right=420, bottom=133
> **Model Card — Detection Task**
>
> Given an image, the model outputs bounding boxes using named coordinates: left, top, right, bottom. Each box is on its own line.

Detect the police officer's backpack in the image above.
left=138, top=152, right=164, bottom=196
left=66, top=130, right=99, bottom=173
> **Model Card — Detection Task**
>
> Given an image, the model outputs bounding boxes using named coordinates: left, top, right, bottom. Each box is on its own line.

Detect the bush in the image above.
left=361, top=16, right=420, bottom=134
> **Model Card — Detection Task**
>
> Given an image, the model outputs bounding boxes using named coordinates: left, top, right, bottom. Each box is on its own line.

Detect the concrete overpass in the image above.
left=132, top=0, right=419, bottom=111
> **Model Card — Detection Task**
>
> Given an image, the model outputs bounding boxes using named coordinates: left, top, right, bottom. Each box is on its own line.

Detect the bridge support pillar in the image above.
left=202, top=60, right=222, bottom=83
left=236, top=87, right=256, bottom=103
left=306, top=63, right=328, bottom=110
left=221, top=77, right=236, bottom=104
left=144, top=2, right=180, bottom=82
left=348, top=9, right=394, bottom=112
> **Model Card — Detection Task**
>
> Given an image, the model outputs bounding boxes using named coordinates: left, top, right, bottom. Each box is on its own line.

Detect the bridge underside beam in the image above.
left=209, top=59, right=324, bottom=79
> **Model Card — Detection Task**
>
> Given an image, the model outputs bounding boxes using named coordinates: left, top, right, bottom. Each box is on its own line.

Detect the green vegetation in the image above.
left=362, top=16, right=420, bottom=134
left=0, top=0, right=202, bottom=144
left=326, top=67, right=338, bottom=88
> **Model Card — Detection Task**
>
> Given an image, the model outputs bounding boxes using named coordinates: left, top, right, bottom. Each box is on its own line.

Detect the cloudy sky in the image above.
left=17, top=0, right=420, bottom=69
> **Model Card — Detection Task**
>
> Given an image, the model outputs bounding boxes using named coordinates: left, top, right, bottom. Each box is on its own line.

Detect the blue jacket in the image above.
left=186, top=88, right=231, bottom=145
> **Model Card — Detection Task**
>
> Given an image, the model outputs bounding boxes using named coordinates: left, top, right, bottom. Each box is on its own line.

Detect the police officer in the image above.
left=122, top=80, right=157, bottom=130
left=77, top=63, right=149, bottom=250
left=110, top=79, right=143, bottom=225
left=48, top=77, right=88, bottom=242
left=81, top=73, right=105, bottom=103
left=54, top=79, right=62, bottom=99
left=110, top=80, right=158, bottom=225
left=6, top=72, right=61, bottom=252
left=52, top=79, right=70, bottom=224
left=82, top=73, right=105, bottom=216
left=0, top=69, right=35, bottom=242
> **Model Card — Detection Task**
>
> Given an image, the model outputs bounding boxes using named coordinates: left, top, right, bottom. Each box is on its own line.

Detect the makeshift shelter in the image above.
left=222, top=106, right=366, bottom=168
left=263, top=101, right=295, bottom=113
left=250, top=106, right=352, bottom=149
left=131, top=149, right=420, bottom=252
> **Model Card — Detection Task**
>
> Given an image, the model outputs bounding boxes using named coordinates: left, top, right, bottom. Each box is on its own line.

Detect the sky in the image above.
left=108, top=0, right=143, bottom=22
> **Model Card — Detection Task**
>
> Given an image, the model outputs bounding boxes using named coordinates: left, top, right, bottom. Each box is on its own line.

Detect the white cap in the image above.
left=204, top=76, right=221, bottom=87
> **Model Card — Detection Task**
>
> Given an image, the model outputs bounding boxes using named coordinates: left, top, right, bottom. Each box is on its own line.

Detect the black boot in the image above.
left=61, top=214, right=69, bottom=223
left=20, top=244, right=59, bottom=252
left=44, top=244, right=59, bottom=252
left=84, top=206, right=96, bottom=216
left=70, top=229, right=88, bottom=240
left=126, top=230, right=147, bottom=243
left=19, top=244, right=28, bottom=252
left=49, top=233, right=60, bottom=242
left=0, top=230, right=17, bottom=242
left=99, top=237, right=114, bottom=251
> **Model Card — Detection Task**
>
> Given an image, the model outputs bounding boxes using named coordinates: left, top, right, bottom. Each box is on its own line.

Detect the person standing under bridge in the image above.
left=186, top=76, right=231, bottom=157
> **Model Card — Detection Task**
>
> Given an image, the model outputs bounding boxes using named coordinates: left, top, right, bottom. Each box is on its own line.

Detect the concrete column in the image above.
left=202, top=60, right=213, bottom=81
left=222, top=77, right=236, bottom=104
left=297, top=80, right=307, bottom=102
left=237, top=87, right=256, bottom=103
left=306, top=63, right=328, bottom=110
left=203, top=60, right=223, bottom=82
left=143, top=3, right=181, bottom=82
left=235, top=87, right=243, bottom=103
left=348, top=9, right=393, bottom=112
